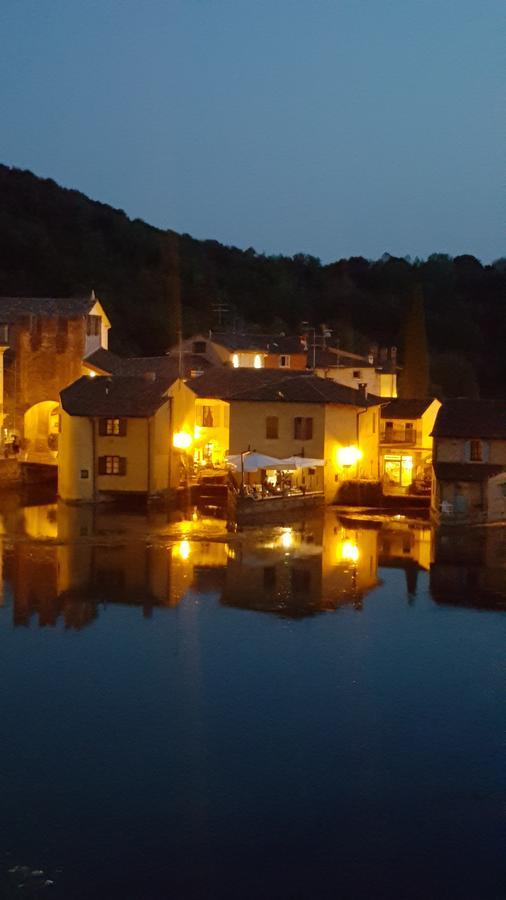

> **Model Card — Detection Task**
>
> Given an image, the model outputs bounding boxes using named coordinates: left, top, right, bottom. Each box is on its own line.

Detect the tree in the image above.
left=398, top=284, right=429, bottom=398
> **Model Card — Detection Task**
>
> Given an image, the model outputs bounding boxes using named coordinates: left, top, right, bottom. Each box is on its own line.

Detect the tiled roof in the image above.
left=60, top=375, right=173, bottom=418
left=434, top=462, right=504, bottom=482
left=0, top=296, right=95, bottom=321
left=84, top=351, right=211, bottom=379
left=432, top=399, right=506, bottom=439
left=187, top=368, right=380, bottom=406
left=83, top=348, right=124, bottom=374
left=381, top=398, right=435, bottom=420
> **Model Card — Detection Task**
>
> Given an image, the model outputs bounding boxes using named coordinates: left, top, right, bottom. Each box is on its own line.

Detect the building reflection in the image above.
left=378, top=516, right=433, bottom=598
left=2, top=500, right=503, bottom=628
left=430, top=526, right=506, bottom=610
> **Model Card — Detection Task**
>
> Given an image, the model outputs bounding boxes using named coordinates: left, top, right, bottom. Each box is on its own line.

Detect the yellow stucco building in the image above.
left=59, top=374, right=179, bottom=501
left=170, top=369, right=382, bottom=503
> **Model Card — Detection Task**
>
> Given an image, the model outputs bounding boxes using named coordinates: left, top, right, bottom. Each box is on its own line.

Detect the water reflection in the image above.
left=0, top=500, right=505, bottom=627
left=430, top=525, right=506, bottom=609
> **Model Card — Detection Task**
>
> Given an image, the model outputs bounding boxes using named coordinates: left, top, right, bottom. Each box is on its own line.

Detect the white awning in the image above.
left=227, top=452, right=295, bottom=472
left=226, top=452, right=324, bottom=472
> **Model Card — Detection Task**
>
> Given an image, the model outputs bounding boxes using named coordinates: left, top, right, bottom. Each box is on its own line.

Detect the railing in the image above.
left=380, top=429, right=418, bottom=444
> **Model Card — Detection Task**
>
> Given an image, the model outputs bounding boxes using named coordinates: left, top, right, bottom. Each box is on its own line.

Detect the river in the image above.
left=0, top=498, right=504, bottom=899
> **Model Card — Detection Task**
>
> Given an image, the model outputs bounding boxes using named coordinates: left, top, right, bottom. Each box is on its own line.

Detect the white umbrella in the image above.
left=284, top=456, right=325, bottom=468
left=226, top=452, right=296, bottom=472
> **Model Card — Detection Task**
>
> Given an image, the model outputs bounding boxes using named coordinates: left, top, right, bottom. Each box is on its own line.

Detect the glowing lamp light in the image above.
left=336, top=445, right=362, bottom=467
left=232, top=353, right=239, bottom=368
left=253, top=354, right=262, bottom=369
left=88, top=370, right=96, bottom=378
left=340, top=541, right=359, bottom=563
left=280, top=528, right=293, bottom=550
left=173, top=431, right=192, bottom=450
left=194, top=425, right=202, bottom=440
left=177, top=540, right=191, bottom=560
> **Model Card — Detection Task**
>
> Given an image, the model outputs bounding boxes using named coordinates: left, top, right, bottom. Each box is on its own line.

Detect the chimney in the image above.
left=379, top=346, right=388, bottom=363
left=358, top=382, right=368, bottom=399
left=367, top=353, right=374, bottom=365
left=369, top=342, right=378, bottom=363
left=391, top=346, right=397, bottom=365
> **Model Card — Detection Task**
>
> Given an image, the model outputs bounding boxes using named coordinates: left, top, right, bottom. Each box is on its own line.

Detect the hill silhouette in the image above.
left=0, top=164, right=504, bottom=396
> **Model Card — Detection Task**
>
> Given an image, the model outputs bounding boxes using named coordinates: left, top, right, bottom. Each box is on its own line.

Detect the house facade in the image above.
left=0, top=293, right=110, bottom=459
left=379, top=398, right=441, bottom=494
left=431, top=399, right=506, bottom=523
left=169, top=369, right=381, bottom=503
left=314, top=347, right=398, bottom=398
left=58, top=374, right=178, bottom=501
left=174, top=332, right=308, bottom=370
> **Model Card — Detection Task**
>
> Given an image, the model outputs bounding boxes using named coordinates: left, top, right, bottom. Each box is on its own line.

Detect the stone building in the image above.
left=0, top=293, right=110, bottom=459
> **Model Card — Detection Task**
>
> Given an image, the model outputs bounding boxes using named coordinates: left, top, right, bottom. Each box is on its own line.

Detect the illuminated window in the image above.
left=279, top=355, right=290, bottom=368
left=266, top=416, right=279, bottom=439
left=98, top=455, right=127, bottom=475
left=99, top=418, right=127, bottom=436
left=232, top=353, right=239, bottom=368
left=294, top=417, right=313, bottom=440
left=253, top=354, right=263, bottom=368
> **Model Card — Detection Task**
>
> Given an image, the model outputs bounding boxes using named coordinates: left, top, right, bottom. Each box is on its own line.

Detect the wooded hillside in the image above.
left=0, top=164, right=504, bottom=397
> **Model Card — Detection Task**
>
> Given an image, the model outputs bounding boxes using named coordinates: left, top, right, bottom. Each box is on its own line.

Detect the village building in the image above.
left=431, top=399, right=506, bottom=523
left=175, top=331, right=398, bottom=396
left=174, top=331, right=308, bottom=370
left=313, top=346, right=398, bottom=398
left=379, top=397, right=441, bottom=494
left=0, top=293, right=110, bottom=460
left=58, top=374, right=178, bottom=502
left=168, top=368, right=382, bottom=503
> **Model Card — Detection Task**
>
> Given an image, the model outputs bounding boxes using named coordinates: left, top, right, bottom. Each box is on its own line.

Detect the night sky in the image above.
left=0, top=0, right=502, bottom=262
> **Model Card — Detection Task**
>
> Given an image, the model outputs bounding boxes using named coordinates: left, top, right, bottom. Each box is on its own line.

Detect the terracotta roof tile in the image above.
left=60, top=375, right=172, bottom=418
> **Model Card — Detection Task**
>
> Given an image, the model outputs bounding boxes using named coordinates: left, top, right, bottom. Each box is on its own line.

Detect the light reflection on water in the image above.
left=0, top=500, right=504, bottom=627
left=0, top=499, right=504, bottom=899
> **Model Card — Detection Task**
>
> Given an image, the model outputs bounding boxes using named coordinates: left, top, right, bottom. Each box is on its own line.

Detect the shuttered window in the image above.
left=98, top=418, right=127, bottom=436
left=266, top=416, right=279, bottom=439
left=98, top=456, right=127, bottom=476
left=294, top=417, right=313, bottom=440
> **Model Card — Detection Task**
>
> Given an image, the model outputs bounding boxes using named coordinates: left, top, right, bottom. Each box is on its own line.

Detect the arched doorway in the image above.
left=23, top=401, right=60, bottom=459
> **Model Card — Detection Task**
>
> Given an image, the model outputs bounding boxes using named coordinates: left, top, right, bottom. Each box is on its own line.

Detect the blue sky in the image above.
left=0, top=0, right=502, bottom=262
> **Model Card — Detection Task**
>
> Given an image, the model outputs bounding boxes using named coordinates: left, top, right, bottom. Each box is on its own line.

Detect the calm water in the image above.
left=0, top=500, right=504, bottom=900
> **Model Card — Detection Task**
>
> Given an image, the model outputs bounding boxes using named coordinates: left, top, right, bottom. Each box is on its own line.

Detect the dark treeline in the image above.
left=0, top=164, right=504, bottom=397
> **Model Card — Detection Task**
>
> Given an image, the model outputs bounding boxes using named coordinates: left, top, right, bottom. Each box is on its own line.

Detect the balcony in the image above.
left=380, top=428, right=418, bottom=445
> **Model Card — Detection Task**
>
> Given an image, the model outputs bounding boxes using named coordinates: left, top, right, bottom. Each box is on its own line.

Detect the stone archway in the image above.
left=23, top=401, right=60, bottom=459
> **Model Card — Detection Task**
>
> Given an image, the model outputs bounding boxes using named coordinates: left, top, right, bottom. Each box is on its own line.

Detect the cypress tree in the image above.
left=398, top=284, right=430, bottom=398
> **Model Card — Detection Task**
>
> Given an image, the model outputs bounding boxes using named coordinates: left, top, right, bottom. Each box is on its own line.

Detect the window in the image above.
left=98, top=456, right=127, bottom=475
left=86, top=315, right=101, bottom=336
left=0, top=323, right=9, bottom=344
left=197, top=405, right=216, bottom=427
left=253, top=354, right=263, bottom=368
left=470, top=440, right=482, bottom=461
left=279, top=355, right=290, bottom=368
left=294, top=417, right=313, bottom=440
left=266, top=416, right=279, bottom=439
left=193, top=341, right=206, bottom=354
left=98, top=418, right=127, bottom=436
left=405, top=422, right=414, bottom=440
left=353, top=370, right=362, bottom=379
left=232, top=353, right=239, bottom=368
